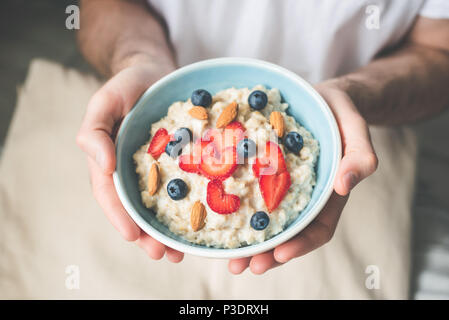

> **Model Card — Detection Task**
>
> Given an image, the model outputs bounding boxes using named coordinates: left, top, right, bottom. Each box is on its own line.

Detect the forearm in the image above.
left=78, top=0, right=176, bottom=77
left=327, top=43, right=449, bottom=125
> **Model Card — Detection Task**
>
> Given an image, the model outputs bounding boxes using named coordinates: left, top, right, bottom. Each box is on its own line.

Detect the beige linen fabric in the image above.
left=0, top=59, right=416, bottom=299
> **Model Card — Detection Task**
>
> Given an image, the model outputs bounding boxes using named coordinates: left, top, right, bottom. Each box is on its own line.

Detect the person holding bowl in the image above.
left=76, top=0, right=449, bottom=275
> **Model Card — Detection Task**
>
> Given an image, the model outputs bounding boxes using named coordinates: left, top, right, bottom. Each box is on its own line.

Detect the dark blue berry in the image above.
left=237, top=138, right=256, bottom=159
left=167, top=179, right=188, bottom=200
left=250, top=211, right=270, bottom=230
left=248, top=90, right=268, bottom=110
left=283, top=132, right=304, bottom=153
left=174, top=127, right=192, bottom=146
left=165, top=140, right=182, bottom=158
left=191, top=89, right=212, bottom=108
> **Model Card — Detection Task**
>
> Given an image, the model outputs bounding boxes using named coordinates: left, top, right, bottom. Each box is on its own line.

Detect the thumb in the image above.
left=77, top=64, right=174, bottom=174
left=77, top=65, right=160, bottom=174
left=335, top=145, right=378, bottom=196
left=333, top=100, right=378, bottom=196
left=77, top=128, right=116, bottom=175
left=316, top=85, right=378, bottom=196
left=76, top=89, right=122, bottom=175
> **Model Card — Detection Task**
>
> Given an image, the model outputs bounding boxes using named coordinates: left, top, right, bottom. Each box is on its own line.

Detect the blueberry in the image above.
left=167, top=179, right=188, bottom=200
left=250, top=211, right=270, bottom=230
left=191, top=89, right=212, bottom=108
left=165, top=140, right=182, bottom=158
left=174, top=127, right=193, bottom=146
left=248, top=90, right=268, bottom=110
left=283, top=132, right=304, bottom=153
left=237, top=138, right=256, bottom=159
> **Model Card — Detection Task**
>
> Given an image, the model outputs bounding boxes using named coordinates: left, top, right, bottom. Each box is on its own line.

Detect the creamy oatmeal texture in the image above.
left=133, top=86, right=319, bottom=248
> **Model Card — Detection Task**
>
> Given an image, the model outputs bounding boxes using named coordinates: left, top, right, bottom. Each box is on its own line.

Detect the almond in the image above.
left=188, top=106, right=208, bottom=120
left=147, top=162, right=160, bottom=196
left=190, top=200, right=207, bottom=232
left=216, top=102, right=239, bottom=128
left=270, top=111, right=284, bottom=138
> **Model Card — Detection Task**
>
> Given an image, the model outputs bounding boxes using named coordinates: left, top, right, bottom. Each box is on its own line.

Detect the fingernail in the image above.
left=96, top=150, right=106, bottom=171
left=274, top=251, right=289, bottom=263
left=344, top=172, right=358, bottom=191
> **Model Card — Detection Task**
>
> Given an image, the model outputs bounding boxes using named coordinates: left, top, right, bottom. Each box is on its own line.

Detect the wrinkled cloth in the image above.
left=0, top=59, right=416, bottom=299
left=147, top=0, right=449, bottom=83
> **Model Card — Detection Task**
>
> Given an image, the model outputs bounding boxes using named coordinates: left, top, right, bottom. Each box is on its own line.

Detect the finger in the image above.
left=77, top=67, right=155, bottom=175
left=77, top=89, right=123, bottom=175
left=88, top=158, right=141, bottom=241
left=249, top=250, right=281, bottom=275
left=137, top=232, right=166, bottom=260
left=77, top=129, right=117, bottom=175
left=228, top=257, right=251, bottom=274
left=165, top=246, right=185, bottom=263
left=316, top=87, right=378, bottom=196
left=274, top=192, right=348, bottom=263
left=335, top=115, right=377, bottom=195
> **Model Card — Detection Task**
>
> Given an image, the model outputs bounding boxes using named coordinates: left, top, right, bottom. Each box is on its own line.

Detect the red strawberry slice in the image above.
left=202, top=128, right=223, bottom=151
left=202, top=128, right=220, bottom=141
left=178, top=139, right=214, bottom=174
left=223, top=121, right=246, bottom=149
left=178, top=153, right=200, bottom=173
left=206, top=180, right=240, bottom=214
left=252, top=141, right=287, bottom=177
left=199, top=146, right=237, bottom=180
left=259, top=170, right=292, bottom=212
left=225, top=121, right=245, bottom=132
left=147, top=128, right=171, bottom=159
left=203, top=121, right=245, bottom=152
left=252, top=157, right=269, bottom=177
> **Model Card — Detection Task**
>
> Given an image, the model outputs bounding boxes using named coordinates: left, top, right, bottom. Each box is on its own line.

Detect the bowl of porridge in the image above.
left=113, top=58, right=341, bottom=259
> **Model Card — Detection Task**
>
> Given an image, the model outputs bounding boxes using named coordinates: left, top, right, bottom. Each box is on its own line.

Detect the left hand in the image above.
left=77, top=59, right=184, bottom=263
left=228, top=82, right=378, bottom=274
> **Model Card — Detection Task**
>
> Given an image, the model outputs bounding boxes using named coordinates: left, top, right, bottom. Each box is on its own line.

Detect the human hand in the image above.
left=76, top=59, right=185, bottom=263
left=228, top=82, right=378, bottom=275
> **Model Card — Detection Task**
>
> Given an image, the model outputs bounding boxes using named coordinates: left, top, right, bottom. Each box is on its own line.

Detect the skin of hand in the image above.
left=228, top=85, right=378, bottom=274
left=77, top=58, right=378, bottom=270
left=77, top=61, right=186, bottom=263
left=77, top=0, right=449, bottom=275
left=77, top=0, right=186, bottom=263
left=228, top=17, right=449, bottom=275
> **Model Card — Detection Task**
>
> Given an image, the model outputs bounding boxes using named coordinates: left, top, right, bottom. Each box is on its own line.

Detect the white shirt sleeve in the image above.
left=420, top=0, right=449, bottom=19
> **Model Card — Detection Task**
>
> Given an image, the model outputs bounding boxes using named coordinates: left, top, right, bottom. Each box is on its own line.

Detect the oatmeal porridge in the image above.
left=133, top=85, right=319, bottom=248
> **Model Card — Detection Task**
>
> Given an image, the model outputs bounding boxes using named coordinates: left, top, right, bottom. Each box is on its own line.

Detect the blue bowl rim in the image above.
left=113, top=57, right=341, bottom=259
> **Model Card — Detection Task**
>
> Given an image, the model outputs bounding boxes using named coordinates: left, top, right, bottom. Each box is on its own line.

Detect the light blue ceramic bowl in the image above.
left=113, top=58, right=341, bottom=259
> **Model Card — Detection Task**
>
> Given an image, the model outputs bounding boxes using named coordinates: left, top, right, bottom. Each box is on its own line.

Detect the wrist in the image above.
left=319, top=77, right=355, bottom=101
left=317, top=76, right=369, bottom=120
left=110, top=51, right=177, bottom=78
left=315, top=79, right=369, bottom=128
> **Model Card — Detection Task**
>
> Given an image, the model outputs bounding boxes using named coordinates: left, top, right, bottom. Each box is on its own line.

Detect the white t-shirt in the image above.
left=148, top=0, right=449, bottom=83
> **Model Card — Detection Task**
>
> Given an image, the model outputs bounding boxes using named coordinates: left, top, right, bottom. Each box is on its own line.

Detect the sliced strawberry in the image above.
left=202, top=121, right=245, bottom=153
left=206, top=180, right=240, bottom=214
left=252, top=141, right=287, bottom=177
left=202, top=128, right=220, bottom=142
left=225, top=121, right=245, bottom=132
left=147, top=128, right=171, bottom=159
left=193, top=138, right=216, bottom=160
left=178, top=153, right=200, bottom=173
left=199, top=146, right=237, bottom=180
left=259, top=170, right=291, bottom=212
left=252, top=157, right=269, bottom=177
left=223, top=121, right=246, bottom=149
left=202, top=128, right=223, bottom=151
left=178, top=139, right=214, bottom=174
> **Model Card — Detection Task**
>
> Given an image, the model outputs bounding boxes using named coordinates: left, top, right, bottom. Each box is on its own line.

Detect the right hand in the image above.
left=228, top=83, right=378, bottom=274
left=76, top=61, right=184, bottom=263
